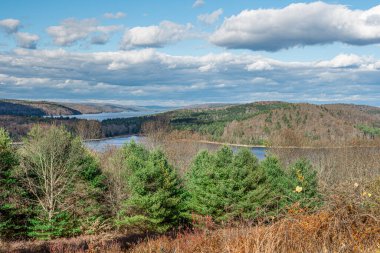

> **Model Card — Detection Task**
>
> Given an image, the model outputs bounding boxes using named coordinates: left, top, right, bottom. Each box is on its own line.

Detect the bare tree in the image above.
left=141, top=117, right=170, bottom=149
left=100, top=147, right=129, bottom=219
left=19, top=125, right=85, bottom=222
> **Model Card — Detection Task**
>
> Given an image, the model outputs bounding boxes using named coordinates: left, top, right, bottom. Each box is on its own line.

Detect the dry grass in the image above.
left=269, top=147, right=380, bottom=188
left=1, top=233, right=151, bottom=253
left=130, top=184, right=380, bottom=253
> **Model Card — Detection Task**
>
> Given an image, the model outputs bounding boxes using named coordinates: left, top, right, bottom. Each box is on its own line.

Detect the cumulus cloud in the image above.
left=46, top=18, right=121, bottom=46
left=0, top=18, right=21, bottom=34
left=103, top=12, right=126, bottom=19
left=192, top=0, right=205, bottom=8
left=121, top=21, right=193, bottom=49
left=198, top=8, right=223, bottom=25
left=1, top=48, right=380, bottom=105
left=211, top=2, right=380, bottom=51
left=14, top=32, right=39, bottom=49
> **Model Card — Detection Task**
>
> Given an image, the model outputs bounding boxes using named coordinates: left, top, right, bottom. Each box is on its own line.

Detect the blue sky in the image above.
left=1, top=0, right=380, bottom=106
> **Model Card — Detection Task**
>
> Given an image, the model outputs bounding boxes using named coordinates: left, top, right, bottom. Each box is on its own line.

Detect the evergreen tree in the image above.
left=258, top=156, right=294, bottom=215
left=186, top=146, right=270, bottom=222
left=118, top=141, right=188, bottom=233
left=186, top=147, right=320, bottom=222
left=0, top=128, right=28, bottom=239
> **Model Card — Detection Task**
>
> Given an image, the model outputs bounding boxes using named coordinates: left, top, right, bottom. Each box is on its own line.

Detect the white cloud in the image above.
left=15, top=32, right=39, bottom=49
left=198, top=9, right=223, bottom=25
left=245, top=61, right=273, bottom=71
left=192, top=0, right=205, bottom=8
left=121, top=21, right=193, bottom=49
left=0, top=18, right=21, bottom=34
left=211, top=2, right=380, bottom=51
left=316, top=54, right=370, bottom=68
left=46, top=18, right=121, bottom=46
left=103, top=12, right=126, bottom=19
left=1, top=49, right=380, bottom=105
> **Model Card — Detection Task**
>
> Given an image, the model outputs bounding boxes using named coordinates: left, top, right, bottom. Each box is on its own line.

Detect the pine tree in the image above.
left=118, top=142, right=188, bottom=233
left=0, top=128, right=28, bottom=239
left=186, top=146, right=270, bottom=222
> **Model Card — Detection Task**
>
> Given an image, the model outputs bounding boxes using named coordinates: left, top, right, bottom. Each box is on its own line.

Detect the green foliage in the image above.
left=117, top=141, right=188, bottom=233
left=79, top=152, right=106, bottom=190
left=0, top=128, right=29, bottom=240
left=186, top=147, right=320, bottom=223
left=259, top=156, right=320, bottom=213
left=27, top=211, right=80, bottom=240
left=356, top=124, right=380, bottom=138
left=186, top=147, right=271, bottom=222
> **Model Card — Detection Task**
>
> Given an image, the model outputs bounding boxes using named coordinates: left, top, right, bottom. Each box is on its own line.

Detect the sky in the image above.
left=1, top=0, right=380, bottom=106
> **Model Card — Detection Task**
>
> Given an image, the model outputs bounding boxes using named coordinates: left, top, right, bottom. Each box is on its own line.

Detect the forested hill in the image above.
left=103, top=101, right=380, bottom=146
left=0, top=100, right=80, bottom=116
left=0, top=99, right=140, bottom=116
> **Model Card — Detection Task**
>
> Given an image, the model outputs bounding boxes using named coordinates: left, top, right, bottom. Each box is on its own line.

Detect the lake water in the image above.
left=85, top=135, right=267, bottom=160
left=58, top=110, right=164, bottom=121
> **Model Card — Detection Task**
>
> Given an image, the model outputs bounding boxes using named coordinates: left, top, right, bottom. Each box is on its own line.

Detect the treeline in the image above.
left=1, top=114, right=149, bottom=141
left=0, top=116, right=102, bottom=141
left=0, top=125, right=320, bottom=241
left=101, top=115, right=156, bottom=137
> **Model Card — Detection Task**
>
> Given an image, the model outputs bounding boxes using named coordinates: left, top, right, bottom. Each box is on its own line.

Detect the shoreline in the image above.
left=13, top=134, right=380, bottom=149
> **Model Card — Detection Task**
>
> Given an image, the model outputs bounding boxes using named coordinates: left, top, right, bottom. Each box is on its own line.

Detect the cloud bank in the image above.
left=211, top=2, right=380, bottom=51
left=1, top=48, right=380, bottom=105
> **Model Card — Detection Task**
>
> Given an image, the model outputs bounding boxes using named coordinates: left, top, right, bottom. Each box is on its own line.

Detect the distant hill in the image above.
left=0, top=100, right=81, bottom=116
left=165, top=101, right=380, bottom=146
left=3, top=99, right=380, bottom=147
left=102, top=101, right=380, bottom=147
left=0, top=99, right=149, bottom=116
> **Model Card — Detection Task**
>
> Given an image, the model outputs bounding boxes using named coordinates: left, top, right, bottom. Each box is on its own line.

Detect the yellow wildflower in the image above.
left=295, top=186, right=303, bottom=193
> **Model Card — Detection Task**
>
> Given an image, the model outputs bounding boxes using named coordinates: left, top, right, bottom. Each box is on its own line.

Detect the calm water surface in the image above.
left=85, top=135, right=267, bottom=160
left=61, top=110, right=164, bottom=121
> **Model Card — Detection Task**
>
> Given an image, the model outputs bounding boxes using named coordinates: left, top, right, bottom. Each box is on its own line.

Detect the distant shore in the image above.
left=13, top=134, right=380, bottom=149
